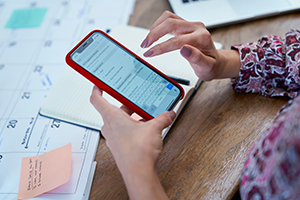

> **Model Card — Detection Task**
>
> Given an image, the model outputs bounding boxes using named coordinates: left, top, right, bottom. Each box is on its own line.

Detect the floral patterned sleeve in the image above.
left=233, top=30, right=300, bottom=200
left=231, top=29, right=300, bottom=98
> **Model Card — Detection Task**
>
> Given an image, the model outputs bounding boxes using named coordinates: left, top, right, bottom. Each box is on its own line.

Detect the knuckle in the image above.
left=188, top=36, right=200, bottom=46
left=170, top=37, right=182, bottom=47
left=202, top=30, right=212, bottom=40
left=89, top=94, right=96, bottom=105
left=193, top=30, right=212, bottom=48
left=163, top=10, right=174, bottom=18
left=165, top=17, right=178, bottom=28
left=191, top=53, right=202, bottom=64
left=166, top=115, right=173, bottom=125
left=195, top=29, right=211, bottom=40
left=154, top=44, right=164, bottom=54
left=158, top=44, right=164, bottom=53
left=194, top=21, right=206, bottom=29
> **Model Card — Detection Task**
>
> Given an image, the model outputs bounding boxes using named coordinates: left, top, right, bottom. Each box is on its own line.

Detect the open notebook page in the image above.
left=40, top=66, right=193, bottom=136
left=40, top=67, right=120, bottom=130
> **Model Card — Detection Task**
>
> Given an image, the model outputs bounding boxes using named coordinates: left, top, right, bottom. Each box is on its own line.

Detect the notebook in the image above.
left=39, top=25, right=223, bottom=138
left=169, top=0, right=300, bottom=28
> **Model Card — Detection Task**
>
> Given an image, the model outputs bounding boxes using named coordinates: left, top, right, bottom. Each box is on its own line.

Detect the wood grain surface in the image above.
left=89, top=0, right=300, bottom=199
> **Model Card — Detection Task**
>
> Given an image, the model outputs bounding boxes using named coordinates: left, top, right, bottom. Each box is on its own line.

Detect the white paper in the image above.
left=0, top=0, right=136, bottom=199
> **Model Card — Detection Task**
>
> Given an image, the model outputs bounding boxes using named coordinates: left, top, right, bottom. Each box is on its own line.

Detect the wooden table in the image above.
left=90, top=1, right=300, bottom=199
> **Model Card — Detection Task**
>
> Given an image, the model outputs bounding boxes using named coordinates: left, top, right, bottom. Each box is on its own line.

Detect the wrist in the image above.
left=121, top=165, right=168, bottom=200
left=217, top=49, right=241, bottom=79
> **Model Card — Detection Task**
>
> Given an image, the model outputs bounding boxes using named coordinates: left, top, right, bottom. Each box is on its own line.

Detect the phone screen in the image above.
left=70, top=32, right=182, bottom=118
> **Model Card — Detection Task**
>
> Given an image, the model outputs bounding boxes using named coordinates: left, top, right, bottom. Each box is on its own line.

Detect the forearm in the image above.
left=121, top=166, right=168, bottom=200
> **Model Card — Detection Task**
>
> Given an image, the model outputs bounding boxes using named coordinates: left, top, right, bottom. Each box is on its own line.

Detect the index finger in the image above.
left=90, top=85, right=114, bottom=117
left=150, top=11, right=182, bottom=31
left=140, top=11, right=181, bottom=49
left=141, top=18, right=198, bottom=49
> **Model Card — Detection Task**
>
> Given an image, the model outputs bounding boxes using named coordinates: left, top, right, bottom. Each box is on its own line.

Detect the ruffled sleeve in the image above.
left=231, top=29, right=300, bottom=98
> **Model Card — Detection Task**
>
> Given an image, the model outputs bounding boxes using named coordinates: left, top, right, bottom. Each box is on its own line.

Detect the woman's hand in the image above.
left=141, top=11, right=240, bottom=81
left=90, top=86, right=174, bottom=200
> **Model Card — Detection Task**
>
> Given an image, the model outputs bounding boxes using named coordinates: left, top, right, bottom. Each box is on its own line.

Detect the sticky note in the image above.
left=17, top=143, right=72, bottom=199
left=5, top=8, right=47, bottom=29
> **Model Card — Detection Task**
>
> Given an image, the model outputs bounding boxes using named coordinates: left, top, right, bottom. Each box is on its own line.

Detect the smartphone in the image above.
left=66, top=30, right=184, bottom=120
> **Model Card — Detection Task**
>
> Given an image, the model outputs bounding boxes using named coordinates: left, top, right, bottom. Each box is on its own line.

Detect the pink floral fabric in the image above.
left=231, top=29, right=300, bottom=200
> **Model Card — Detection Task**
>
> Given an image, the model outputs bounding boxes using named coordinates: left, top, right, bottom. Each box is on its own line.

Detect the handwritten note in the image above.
left=17, top=143, right=72, bottom=199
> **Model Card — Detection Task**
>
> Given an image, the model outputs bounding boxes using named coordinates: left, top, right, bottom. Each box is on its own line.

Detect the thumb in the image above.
left=180, top=45, right=209, bottom=66
left=180, top=45, right=216, bottom=80
left=151, top=111, right=176, bottom=131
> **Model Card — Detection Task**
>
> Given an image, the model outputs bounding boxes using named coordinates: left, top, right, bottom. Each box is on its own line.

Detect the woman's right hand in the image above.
left=90, top=86, right=173, bottom=200
left=141, top=11, right=240, bottom=81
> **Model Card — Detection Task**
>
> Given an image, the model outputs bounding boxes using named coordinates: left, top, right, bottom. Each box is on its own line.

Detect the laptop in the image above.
left=168, top=0, right=300, bottom=28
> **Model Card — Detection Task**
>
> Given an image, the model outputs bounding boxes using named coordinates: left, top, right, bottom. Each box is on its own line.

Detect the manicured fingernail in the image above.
left=167, top=111, right=176, bottom=120
left=140, top=38, right=148, bottom=48
left=143, top=49, right=154, bottom=57
left=180, top=46, right=192, bottom=57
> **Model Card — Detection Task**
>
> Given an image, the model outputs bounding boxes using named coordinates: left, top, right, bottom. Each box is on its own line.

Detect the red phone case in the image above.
left=65, top=30, right=184, bottom=120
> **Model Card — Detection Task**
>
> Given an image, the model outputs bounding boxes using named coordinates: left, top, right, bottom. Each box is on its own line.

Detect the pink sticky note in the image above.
left=17, top=143, right=72, bottom=199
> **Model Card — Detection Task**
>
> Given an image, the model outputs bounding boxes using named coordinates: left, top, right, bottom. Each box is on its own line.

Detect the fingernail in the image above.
left=167, top=111, right=176, bottom=120
left=143, top=49, right=154, bottom=57
left=180, top=46, right=192, bottom=57
left=140, top=38, right=148, bottom=48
